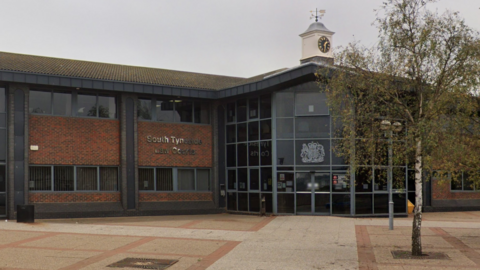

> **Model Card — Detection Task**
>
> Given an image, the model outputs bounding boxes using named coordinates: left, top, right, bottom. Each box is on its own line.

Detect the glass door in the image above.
left=296, top=172, right=330, bottom=215
left=296, top=172, right=312, bottom=214
left=314, top=173, right=330, bottom=214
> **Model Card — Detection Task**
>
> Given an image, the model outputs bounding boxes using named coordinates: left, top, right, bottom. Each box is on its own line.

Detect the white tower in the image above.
left=300, top=10, right=335, bottom=65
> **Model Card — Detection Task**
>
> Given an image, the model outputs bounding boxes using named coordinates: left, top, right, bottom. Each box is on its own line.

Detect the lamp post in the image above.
left=380, top=119, right=402, bottom=230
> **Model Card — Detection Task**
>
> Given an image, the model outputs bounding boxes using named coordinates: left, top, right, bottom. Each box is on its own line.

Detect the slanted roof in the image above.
left=0, top=51, right=262, bottom=91
left=0, top=51, right=323, bottom=98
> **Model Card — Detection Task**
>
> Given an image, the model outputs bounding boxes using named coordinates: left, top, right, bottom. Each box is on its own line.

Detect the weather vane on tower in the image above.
left=310, top=8, right=326, bottom=22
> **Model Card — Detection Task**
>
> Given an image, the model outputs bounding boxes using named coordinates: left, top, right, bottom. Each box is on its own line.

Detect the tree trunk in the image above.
left=412, top=138, right=423, bottom=256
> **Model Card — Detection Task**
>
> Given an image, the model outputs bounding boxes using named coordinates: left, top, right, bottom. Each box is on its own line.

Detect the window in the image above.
left=29, top=89, right=116, bottom=118
left=29, top=166, right=118, bottom=191
left=29, top=91, right=52, bottom=114
left=156, top=168, right=173, bottom=191
left=194, top=102, right=210, bottom=124
left=450, top=171, right=477, bottom=191
left=139, top=168, right=154, bottom=190
left=249, top=98, right=258, bottom=119
left=175, top=101, right=193, bottom=123
left=237, top=99, right=247, bottom=122
left=197, top=169, right=210, bottom=191
left=77, top=167, right=97, bottom=190
left=178, top=169, right=195, bottom=190
left=137, top=97, right=210, bottom=124
left=29, top=166, right=51, bottom=191
left=53, top=92, right=72, bottom=116
left=227, top=102, right=236, bottom=122
left=54, top=166, right=74, bottom=191
left=224, top=95, right=273, bottom=213
left=156, top=99, right=175, bottom=122
left=77, top=93, right=116, bottom=118
left=100, top=167, right=118, bottom=191
left=137, top=99, right=152, bottom=120
left=139, top=167, right=210, bottom=191
left=295, top=92, right=329, bottom=116
left=260, top=95, right=271, bottom=119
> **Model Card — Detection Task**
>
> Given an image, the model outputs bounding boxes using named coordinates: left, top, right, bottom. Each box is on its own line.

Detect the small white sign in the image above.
left=30, top=145, right=39, bottom=151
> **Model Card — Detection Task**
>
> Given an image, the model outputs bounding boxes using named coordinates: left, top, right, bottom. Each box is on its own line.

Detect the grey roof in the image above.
left=301, top=22, right=334, bottom=35
left=0, top=51, right=279, bottom=91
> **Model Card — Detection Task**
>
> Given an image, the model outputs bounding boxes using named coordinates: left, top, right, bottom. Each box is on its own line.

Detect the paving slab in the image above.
left=0, top=212, right=478, bottom=269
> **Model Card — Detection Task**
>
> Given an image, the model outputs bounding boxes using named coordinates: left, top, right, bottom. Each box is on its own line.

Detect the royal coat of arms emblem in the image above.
left=300, top=142, right=325, bottom=163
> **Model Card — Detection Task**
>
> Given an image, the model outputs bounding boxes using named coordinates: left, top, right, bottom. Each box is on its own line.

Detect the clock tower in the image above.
left=299, top=12, right=335, bottom=65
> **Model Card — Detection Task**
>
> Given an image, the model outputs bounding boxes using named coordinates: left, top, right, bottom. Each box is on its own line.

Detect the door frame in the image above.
left=295, top=171, right=331, bottom=215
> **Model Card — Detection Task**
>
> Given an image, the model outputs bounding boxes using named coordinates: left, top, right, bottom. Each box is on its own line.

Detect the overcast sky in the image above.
left=0, top=0, right=478, bottom=78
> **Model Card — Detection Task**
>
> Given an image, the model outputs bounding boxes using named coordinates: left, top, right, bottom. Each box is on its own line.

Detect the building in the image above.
left=0, top=20, right=478, bottom=219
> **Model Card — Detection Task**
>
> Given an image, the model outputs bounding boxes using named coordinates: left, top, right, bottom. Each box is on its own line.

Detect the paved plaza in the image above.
left=0, top=212, right=478, bottom=269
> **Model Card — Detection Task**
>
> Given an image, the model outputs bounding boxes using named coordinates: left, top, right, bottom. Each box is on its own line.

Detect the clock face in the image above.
left=318, top=36, right=331, bottom=53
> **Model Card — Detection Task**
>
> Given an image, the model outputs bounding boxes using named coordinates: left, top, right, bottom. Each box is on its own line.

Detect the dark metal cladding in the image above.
left=126, top=97, right=136, bottom=210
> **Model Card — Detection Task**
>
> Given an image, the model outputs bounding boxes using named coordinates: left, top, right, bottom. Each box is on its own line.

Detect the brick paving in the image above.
left=0, top=225, right=243, bottom=269
left=356, top=212, right=480, bottom=270
left=0, top=214, right=272, bottom=270
left=0, top=212, right=479, bottom=269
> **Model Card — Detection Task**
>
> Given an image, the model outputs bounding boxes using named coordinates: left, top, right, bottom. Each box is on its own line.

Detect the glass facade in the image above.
left=224, top=82, right=409, bottom=216
left=225, top=94, right=273, bottom=213
left=0, top=88, right=5, bottom=217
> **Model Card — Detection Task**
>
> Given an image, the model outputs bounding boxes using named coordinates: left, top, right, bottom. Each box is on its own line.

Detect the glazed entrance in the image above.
left=223, top=82, right=410, bottom=216
left=296, top=172, right=330, bottom=215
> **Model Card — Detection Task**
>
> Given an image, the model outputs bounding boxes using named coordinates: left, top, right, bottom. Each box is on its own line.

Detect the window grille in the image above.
left=54, top=166, right=74, bottom=191
left=29, top=166, right=52, bottom=191
left=197, top=169, right=210, bottom=191
left=29, top=166, right=118, bottom=191
left=139, top=168, right=154, bottom=190
left=178, top=169, right=195, bottom=190
left=76, top=167, right=97, bottom=191
left=156, top=168, right=173, bottom=191
left=100, top=167, right=118, bottom=191
left=139, top=167, right=211, bottom=192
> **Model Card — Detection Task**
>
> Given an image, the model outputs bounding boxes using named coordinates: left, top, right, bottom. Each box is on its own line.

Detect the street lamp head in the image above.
left=380, top=120, right=391, bottom=130
left=393, top=121, right=403, bottom=132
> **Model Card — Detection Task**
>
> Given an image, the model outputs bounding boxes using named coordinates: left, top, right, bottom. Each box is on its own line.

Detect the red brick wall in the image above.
left=432, top=179, right=480, bottom=200
left=29, top=115, right=120, bottom=165
left=29, top=192, right=121, bottom=203
left=139, top=192, right=213, bottom=202
left=138, top=122, right=212, bottom=167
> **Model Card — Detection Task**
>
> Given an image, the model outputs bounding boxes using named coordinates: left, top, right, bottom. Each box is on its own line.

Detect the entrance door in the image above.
left=296, top=172, right=330, bottom=215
